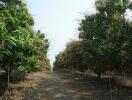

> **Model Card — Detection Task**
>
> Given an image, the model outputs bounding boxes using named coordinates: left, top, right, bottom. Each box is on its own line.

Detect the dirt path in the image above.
left=24, top=71, right=132, bottom=100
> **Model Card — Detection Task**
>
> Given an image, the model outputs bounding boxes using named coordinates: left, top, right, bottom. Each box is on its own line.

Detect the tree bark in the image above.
left=97, top=72, right=101, bottom=79
left=7, top=66, right=10, bottom=89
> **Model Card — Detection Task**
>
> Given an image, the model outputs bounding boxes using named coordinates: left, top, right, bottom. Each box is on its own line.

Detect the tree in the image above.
left=0, top=0, right=50, bottom=85
left=54, top=40, right=88, bottom=71
left=79, top=0, right=132, bottom=77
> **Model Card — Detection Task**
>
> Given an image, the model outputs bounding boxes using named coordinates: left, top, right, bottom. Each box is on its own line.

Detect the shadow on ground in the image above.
left=24, top=71, right=132, bottom=100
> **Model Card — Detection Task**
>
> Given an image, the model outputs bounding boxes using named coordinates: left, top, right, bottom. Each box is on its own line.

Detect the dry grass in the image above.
left=1, top=71, right=50, bottom=100
left=116, top=78, right=132, bottom=87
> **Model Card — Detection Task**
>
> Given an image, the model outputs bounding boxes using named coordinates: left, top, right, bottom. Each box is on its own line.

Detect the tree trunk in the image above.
left=7, top=66, right=10, bottom=89
left=97, top=72, right=101, bottom=79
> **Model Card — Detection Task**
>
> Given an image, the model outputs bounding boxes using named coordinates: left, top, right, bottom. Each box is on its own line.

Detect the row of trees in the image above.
left=54, top=0, right=132, bottom=78
left=0, top=0, right=50, bottom=77
left=54, top=40, right=88, bottom=71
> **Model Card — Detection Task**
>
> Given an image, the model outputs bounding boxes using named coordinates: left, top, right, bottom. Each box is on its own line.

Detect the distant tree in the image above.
left=54, top=40, right=87, bottom=71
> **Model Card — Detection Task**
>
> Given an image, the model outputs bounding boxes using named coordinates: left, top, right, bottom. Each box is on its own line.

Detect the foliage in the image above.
left=54, top=40, right=88, bottom=71
left=0, top=0, right=50, bottom=74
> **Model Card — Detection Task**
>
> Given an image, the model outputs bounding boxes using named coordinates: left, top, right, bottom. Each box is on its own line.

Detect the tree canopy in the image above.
left=0, top=0, right=50, bottom=74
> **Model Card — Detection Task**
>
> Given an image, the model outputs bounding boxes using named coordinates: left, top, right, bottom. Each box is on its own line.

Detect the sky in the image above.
left=26, top=0, right=96, bottom=66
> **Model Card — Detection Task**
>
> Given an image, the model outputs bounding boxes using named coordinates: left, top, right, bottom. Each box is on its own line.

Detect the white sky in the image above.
left=26, top=0, right=96, bottom=66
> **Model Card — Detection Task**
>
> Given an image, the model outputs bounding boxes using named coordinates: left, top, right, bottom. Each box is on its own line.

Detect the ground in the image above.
left=0, top=70, right=132, bottom=100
